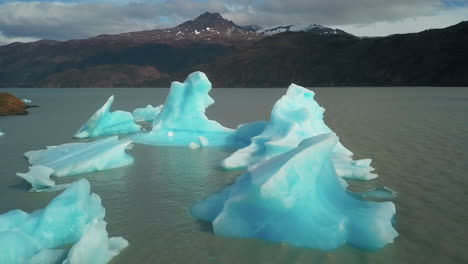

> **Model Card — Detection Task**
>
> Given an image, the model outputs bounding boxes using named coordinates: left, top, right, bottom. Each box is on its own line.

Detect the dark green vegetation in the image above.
left=0, top=12, right=466, bottom=87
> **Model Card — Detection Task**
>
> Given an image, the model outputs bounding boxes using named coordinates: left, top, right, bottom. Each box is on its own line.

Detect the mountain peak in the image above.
left=177, top=12, right=235, bottom=30
left=257, top=23, right=354, bottom=37
left=196, top=12, right=224, bottom=21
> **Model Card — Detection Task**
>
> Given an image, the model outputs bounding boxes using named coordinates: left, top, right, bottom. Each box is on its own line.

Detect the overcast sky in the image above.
left=0, top=0, right=467, bottom=45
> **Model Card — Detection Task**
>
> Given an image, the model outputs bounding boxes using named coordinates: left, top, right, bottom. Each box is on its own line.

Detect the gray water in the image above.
left=0, top=88, right=467, bottom=264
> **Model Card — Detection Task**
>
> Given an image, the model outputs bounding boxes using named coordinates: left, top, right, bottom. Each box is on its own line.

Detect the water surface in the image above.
left=0, top=87, right=467, bottom=264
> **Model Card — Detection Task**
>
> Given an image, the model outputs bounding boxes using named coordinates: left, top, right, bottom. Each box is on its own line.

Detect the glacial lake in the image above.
left=0, top=87, right=467, bottom=264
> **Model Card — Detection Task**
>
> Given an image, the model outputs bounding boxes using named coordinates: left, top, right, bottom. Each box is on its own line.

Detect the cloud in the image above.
left=0, top=31, right=38, bottom=46
left=339, top=6, right=468, bottom=36
left=0, top=0, right=467, bottom=45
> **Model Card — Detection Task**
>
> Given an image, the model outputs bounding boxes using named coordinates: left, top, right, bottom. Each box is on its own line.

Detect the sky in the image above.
left=0, top=0, right=467, bottom=45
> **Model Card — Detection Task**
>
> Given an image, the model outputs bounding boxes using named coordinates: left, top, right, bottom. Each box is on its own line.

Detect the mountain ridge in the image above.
left=0, top=14, right=467, bottom=87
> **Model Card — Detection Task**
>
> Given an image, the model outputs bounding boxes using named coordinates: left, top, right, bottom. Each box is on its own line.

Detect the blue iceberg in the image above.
left=221, top=84, right=377, bottom=180
left=130, top=72, right=239, bottom=147
left=17, top=136, right=134, bottom=190
left=133, top=104, right=163, bottom=122
left=191, top=134, right=398, bottom=250
left=0, top=179, right=128, bottom=264
left=74, top=95, right=141, bottom=138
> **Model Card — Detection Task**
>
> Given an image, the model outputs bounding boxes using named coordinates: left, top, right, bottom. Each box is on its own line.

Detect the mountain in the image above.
left=201, top=21, right=468, bottom=87
left=0, top=13, right=467, bottom=87
left=0, top=12, right=261, bottom=88
left=91, top=12, right=262, bottom=47
left=257, top=24, right=354, bottom=37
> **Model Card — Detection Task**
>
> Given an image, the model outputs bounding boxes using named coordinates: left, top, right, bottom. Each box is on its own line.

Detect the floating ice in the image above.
left=63, top=219, right=129, bottom=264
left=21, top=98, right=32, bottom=104
left=188, top=142, right=200, bottom=150
left=74, top=95, right=141, bottom=138
left=18, top=136, right=133, bottom=190
left=191, top=134, right=398, bottom=250
left=130, top=72, right=239, bottom=148
left=189, top=136, right=210, bottom=150
left=0, top=129, right=4, bottom=136
left=0, top=179, right=128, bottom=264
left=221, top=84, right=377, bottom=180
left=17, top=165, right=55, bottom=191
left=133, top=104, right=163, bottom=122
left=198, top=136, right=208, bottom=147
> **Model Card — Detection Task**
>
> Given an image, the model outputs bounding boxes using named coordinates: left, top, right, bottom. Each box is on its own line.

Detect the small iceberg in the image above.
left=0, top=129, right=4, bottom=136
left=17, top=165, right=55, bottom=191
left=191, top=134, right=398, bottom=250
left=0, top=179, right=128, bottom=264
left=133, top=104, right=163, bottom=122
left=17, top=136, right=134, bottom=190
left=74, top=95, right=141, bottom=138
left=221, top=84, right=377, bottom=180
left=130, top=72, right=239, bottom=148
left=21, top=98, right=32, bottom=104
left=188, top=136, right=209, bottom=150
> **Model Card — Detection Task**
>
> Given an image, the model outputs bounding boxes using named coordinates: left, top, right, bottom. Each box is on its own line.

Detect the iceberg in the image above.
left=221, top=84, right=377, bottom=180
left=0, top=129, right=4, bottom=136
left=0, top=179, right=128, bottom=264
left=133, top=104, right=163, bottom=122
left=130, top=72, right=240, bottom=148
left=21, top=98, right=32, bottom=104
left=191, top=134, right=398, bottom=250
left=18, top=136, right=133, bottom=190
left=74, top=95, right=141, bottom=138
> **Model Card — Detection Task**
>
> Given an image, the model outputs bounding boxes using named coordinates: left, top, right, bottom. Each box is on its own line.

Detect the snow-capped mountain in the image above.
left=257, top=24, right=354, bottom=37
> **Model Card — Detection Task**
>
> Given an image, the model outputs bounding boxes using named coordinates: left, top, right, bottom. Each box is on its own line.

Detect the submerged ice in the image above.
left=18, top=136, right=134, bottom=190
left=222, top=84, right=377, bottom=180
left=130, top=72, right=239, bottom=147
left=191, top=134, right=398, bottom=250
left=350, top=187, right=398, bottom=200
left=0, top=179, right=128, bottom=264
left=74, top=95, right=141, bottom=138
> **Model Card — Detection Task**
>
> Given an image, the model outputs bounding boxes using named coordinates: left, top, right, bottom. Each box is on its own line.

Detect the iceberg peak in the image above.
left=152, top=71, right=229, bottom=133
left=130, top=72, right=239, bottom=147
left=74, top=95, right=141, bottom=139
left=221, top=83, right=376, bottom=180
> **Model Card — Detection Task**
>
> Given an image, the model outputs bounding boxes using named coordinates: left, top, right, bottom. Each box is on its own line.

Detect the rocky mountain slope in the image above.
left=201, top=21, right=468, bottom=87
